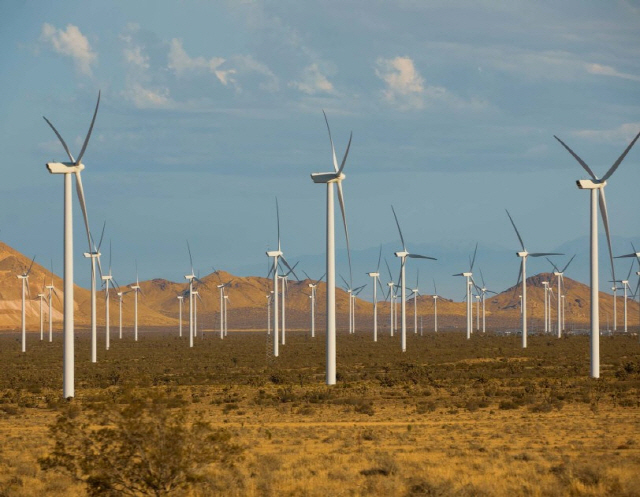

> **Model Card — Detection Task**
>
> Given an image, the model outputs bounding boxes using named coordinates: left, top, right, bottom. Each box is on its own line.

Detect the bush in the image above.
left=40, top=397, right=242, bottom=496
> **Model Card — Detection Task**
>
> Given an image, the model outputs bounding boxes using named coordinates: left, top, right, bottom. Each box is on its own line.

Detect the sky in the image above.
left=0, top=0, right=639, bottom=300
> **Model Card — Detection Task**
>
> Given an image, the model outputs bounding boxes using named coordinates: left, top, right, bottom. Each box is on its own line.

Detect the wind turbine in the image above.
left=454, top=243, right=479, bottom=340
left=17, top=255, right=36, bottom=353
left=266, top=199, right=296, bottom=357
left=351, top=284, right=366, bottom=334
left=101, top=241, right=118, bottom=351
left=266, top=293, right=272, bottom=335
left=432, top=279, right=439, bottom=333
left=129, top=264, right=143, bottom=342
left=505, top=210, right=562, bottom=348
left=85, top=222, right=105, bottom=362
left=366, top=247, right=385, bottom=342
left=554, top=130, right=640, bottom=377
left=212, top=267, right=232, bottom=340
left=37, top=277, right=46, bottom=341
left=184, top=242, right=204, bottom=348
left=45, top=260, right=60, bottom=343
left=310, top=112, right=352, bottom=386
left=615, top=245, right=640, bottom=334
left=391, top=205, right=436, bottom=352
left=409, top=269, right=421, bottom=335
left=279, top=262, right=299, bottom=345
left=303, top=271, right=325, bottom=339
left=44, top=91, right=100, bottom=398
left=177, top=293, right=185, bottom=337
left=542, top=281, right=550, bottom=333
left=384, top=258, right=396, bottom=337
left=340, top=275, right=359, bottom=335
left=477, top=270, right=497, bottom=334
left=116, top=290, right=129, bottom=339
left=223, top=294, right=229, bottom=336
left=546, top=255, right=575, bottom=338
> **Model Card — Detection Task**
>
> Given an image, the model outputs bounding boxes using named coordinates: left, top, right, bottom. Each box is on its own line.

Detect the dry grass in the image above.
left=0, top=330, right=639, bottom=495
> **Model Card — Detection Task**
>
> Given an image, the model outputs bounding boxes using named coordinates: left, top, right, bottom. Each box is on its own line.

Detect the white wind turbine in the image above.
left=615, top=245, right=640, bottom=334
left=303, top=271, right=325, bottom=339
left=100, top=241, right=118, bottom=351
left=116, top=290, right=130, bottom=339
left=192, top=289, right=203, bottom=338
left=432, top=279, right=439, bottom=333
left=339, top=275, right=359, bottom=335
left=477, top=270, right=497, bottom=334
left=310, top=111, right=352, bottom=385
left=85, top=222, right=105, bottom=362
left=542, top=281, right=550, bottom=333
left=184, top=242, right=204, bottom=348
left=212, top=267, right=232, bottom=340
left=266, top=199, right=296, bottom=357
left=616, top=261, right=635, bottom=333
left=350, top=284, right=366, bottom=334
left=223, top=294, right=229, bottom=336
left=279, top=262, right=299, bottom=345
left=505, top=210, right=562, bottom=349
left=391, top=205, right=436, bottom=352
left=44, top=91, right=100, bottom=399
left=366, top=247, right=385, bottom=342
left=554, top=131, right=640, bottom=377
left=408, top=269, right=421, bottom=335
left=546, top=255, right=575, bottom=338
left=45, top=261, right=60, bottom=343
left=129, top=264, right=143, bottom=342
left=17, top=255, right=36, bottom=353
left=454, top=244, right=479, bottom=340
left=37, top=277, right=46, bottom=341
left=384, top=258, right=397, bottom=337
left=177, top=293, right=185, bottom=337
left=266, top=292, right=273, bottom=335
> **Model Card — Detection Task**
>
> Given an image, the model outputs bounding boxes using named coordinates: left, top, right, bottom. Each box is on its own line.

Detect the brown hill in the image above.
left=1, top=241, right=637, bottom=333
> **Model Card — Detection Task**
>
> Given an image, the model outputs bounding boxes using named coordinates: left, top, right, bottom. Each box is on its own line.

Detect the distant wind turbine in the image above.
left=17, top=255, right=36, bottom=353
left=554, top=130, right=639, bottom=377
left=615, top=245, right=640, bottom=334
left=454, top=243, right=479, bottom=340
left=45, top=261, right=60, bottom=343
left=184, top=242, right=204, bottom=348
left=432, top=279, right=439, bottom=333
left=409, top=269, right=421, bottom=335
left=384, top=258, right=397, bottom=337
left=366, top=247, right=384, bottom=342
left=303, top=270, right=325, bottom=339
left=213, top=267, right=232, bottom=340
left=37, top=277, right=46, bottom=341
left=177, top=293, right=185, bottom=337
left=505, top=210, right=562, bottom=348
left=546, top=255, right=575, bottom=338
left=129, top=264, right=143, bottom=342
left=44, top=91, right=100, bottom=398
left=100, top=240, right=118, bottom=351
left=85, top=222, right=106, bottom=362
left=478, top=270, right=497, bottom=334
left=391, top=205, right=436, bottom=352
left=310, top=111, right=352, bottom=385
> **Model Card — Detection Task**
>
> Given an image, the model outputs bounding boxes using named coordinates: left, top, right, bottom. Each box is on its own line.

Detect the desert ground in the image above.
left=1, top=327, right=639, bottom=496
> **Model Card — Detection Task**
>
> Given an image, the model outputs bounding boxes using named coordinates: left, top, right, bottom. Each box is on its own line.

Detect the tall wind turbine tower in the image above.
left=454, top=244, right=479, bottom=340
left=505, top=210, right=562, bottom=349
left=129, top=266, right=143, bottom=342
left=554, top=130, right=640, bottom=377
left=391, top=205, right=436, bottom=352
left=310, top=112, right=352, bottom=385
left=432, top=280, right=439, bottom=333
left=101, top=241, right=118, bottom=351
left=17, top=256, right=35, bottom=353
left=44, top=91, right=100, bottom=398
left=366, top=247, right=384, bottom=342
left=84, top=222, right=105, bottom=362
left=547, top=255, right=575, bottom=338
left=303, top=271, right=324, bottom=339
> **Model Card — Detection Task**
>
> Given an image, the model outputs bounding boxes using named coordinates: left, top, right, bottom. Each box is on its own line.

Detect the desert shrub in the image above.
left=40, top=397, right=242, bottom=496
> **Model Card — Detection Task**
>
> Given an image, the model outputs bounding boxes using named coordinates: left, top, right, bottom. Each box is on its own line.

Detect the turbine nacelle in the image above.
left=395, top=251, right=409, bottom=258
left=367, top=272, right=379, bottom=277
left=83, top=252, right=101, bottom=258
left=266, top=250, right=283, bottom=257
left=517, top=251, right=528, bottom=258
left=576, top=179, right=605, bottom=190
left=310, top=172, right=345, bottom=184
left=46, top=162, right=85, bottom=174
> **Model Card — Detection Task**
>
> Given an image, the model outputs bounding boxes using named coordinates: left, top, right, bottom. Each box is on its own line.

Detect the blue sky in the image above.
left=0, top=1, right=638, bottom=299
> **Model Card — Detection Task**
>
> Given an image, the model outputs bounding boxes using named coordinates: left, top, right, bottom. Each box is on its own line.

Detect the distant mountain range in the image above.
left=1, top=240, right=637, bottom=333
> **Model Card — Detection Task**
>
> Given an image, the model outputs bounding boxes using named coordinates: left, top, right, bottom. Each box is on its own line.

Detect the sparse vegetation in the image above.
left=0, top=329, right=639, bottom=495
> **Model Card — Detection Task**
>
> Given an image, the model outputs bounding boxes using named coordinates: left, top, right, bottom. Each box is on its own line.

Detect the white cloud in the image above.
left=585, top=63, right=640, bottom=83
left=40, top=23, right=97, bottom=76
left=167, top=38, right=233, bottom=86
left=375, top=56, right=425, bottom=110
left=123, top=83, right=172, bottom=109
left=123, top=46, right=149, bottom=70
left=290, top=63, right=334, bottom=95
left=572, top=123, right=640, bottom=144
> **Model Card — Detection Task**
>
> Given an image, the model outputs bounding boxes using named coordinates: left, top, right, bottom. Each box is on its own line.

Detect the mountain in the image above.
left=0, top=241, right=637, bottom=332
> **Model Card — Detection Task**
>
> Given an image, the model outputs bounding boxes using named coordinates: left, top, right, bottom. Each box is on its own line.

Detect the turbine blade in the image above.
left=385, top=258, right=393, bottom=282
left=470, top=242, right=478, bottom=271
left=76, top=90, right=101, bottom=165
left=407, top=253, right=436, bottom=260
left=505, top=209, right=525, bottom=251
left=302, top=270, right=311, bottom=281
left=391, top=205, right=406, bottom=251
left=553, top=135, right=597, bottom=180
left=74, top=171, right=92, bottom=250
left=601, top=130, right=640, bottom=181
left=109, top=240, right=112, bottom=273
left=26, top=255, right=36, bottom=276
left=337, top=132, right=352, bottom=175
left=314, top=273, right=326, bottom=286
left=322, top=110, right=339, bottom=172
left=340, top=274, right=350, bottom=290
left=433, top=278, right=437, bottom=295
left=626, top=260, right=634, bottom=281
left=562, top=254, right=576, bottom=273
left=480, top=268, right=486, bottom=288
left=42, top=116, right=75, bottom=163
left=377, top=276, right=386, bottom=296
left=96, top=221, right=106, bottom=252
left=530, top=252, right=564, bottom=257
left=376, top=245, right=382, bottom=272
left=337, top=181, right=352, bottom=286
left=276, top=197, right=281, bottom=251
left=545, top=257, right=560, bottom=273
left=187, top=240, right=194, bottom=273
left=598, top=188, right=616, bottom=284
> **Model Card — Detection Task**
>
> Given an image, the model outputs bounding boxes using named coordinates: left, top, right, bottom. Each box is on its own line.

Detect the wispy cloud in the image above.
left=290, top=63, right=335, bottom=95
left=572, top=123, right=640, bottom=143
left=40, top=23, right=97, bottom=76
left=167, top=38, right=231, bottom=84
left=585, top=63, right=640, bottom=83
left=375, top=56, right=425, bottom=110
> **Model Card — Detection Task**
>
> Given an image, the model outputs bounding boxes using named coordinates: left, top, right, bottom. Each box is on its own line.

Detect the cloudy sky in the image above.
left=0, top=1, right=638, bottom=298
